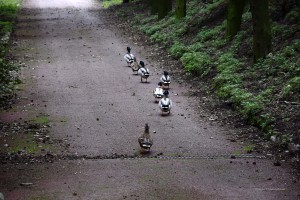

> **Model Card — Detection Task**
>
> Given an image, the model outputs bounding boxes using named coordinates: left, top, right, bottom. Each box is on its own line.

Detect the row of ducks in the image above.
left=124, top=47, right=173, bottom=116
left=124, top=46, right=173, bottom=153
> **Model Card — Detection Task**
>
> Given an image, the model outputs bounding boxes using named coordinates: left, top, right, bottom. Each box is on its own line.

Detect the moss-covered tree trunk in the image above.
left=226, top=0, right=246, bottom=38
left=158, top=0, right=172, bottom=19
left=175, top=0, right=186, bottom=19
left=250, top=0, right=271, bottom=62
left=150, top=0, right=159, bottom=15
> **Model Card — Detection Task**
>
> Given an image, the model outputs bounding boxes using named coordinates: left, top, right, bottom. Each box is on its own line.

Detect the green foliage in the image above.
left=181, top=52, right=212, bottom=76
left=169, top=41, right=187, bottom=58
left=282, top=77, right=300, bottom=98
left=0, top=0, right=20, bottom=21
left=197, top=21, right=226, bottom=42
left=102, top=0, right=122, bottom=8
left=0, top=0, right=21, bottom=107
left=241, top=11, right=252, bottom=23
left=140, top=24, right=161, bottom=35
left=243, top=145, right=254, bottom=153
left=285, top=8, right=300, bottom=23
left=203, top=0, right=225, bottom=14
left=0, top=21, right=12, bottom=35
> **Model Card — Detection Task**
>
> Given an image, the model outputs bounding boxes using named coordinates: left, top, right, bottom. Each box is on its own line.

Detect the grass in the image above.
left=3, top=132, right=53, bottom=154
left=0, top=0, right=21, bottom=108
left=31, top=115, right=50, bottom=124
left=101, top=0, right=123, bottom=8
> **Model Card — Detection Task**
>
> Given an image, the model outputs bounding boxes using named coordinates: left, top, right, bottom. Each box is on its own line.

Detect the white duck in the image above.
left=137, top=61, right=150, bottom=82
left=153, top=82, right=164, bottom=103
left=124, top=46, right=135, bottom=67
left=158, top=90, right=173, bottom=115
left=138, top=123, right=153, bottom=153
left=160, top=71, right=171, bottom=89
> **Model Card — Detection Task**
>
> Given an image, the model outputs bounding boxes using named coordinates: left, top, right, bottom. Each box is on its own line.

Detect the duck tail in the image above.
left=144, top=123, right=149, bottom=134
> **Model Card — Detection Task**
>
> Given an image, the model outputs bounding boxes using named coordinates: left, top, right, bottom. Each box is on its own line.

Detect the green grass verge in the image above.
left=101, top=0, right=123, bottom=8
left=0, top=0, right=21, bottom=108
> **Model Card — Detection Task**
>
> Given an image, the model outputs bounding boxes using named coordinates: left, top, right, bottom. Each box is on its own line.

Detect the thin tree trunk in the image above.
left=250, top=0, right=271, bottom=62
left=175, top=0, right=186, bottom=19
left=226, top=0, right=246, bottom=38
left=158, top=0, right=172, bottom=20
left=150, top=0, right=159, bottom=15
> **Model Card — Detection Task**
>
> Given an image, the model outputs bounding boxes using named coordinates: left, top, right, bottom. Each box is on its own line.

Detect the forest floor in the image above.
left=0, top=0, right=300, bottom=199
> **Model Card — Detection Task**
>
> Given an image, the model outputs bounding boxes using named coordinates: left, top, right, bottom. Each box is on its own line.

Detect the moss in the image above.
left=31, top=116, right=50, bottom=124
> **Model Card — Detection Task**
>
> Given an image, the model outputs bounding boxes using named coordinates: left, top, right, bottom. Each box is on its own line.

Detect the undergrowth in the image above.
left=0, top=0, right=21, bottom=108
left=101, top=0, right=123, bottom=8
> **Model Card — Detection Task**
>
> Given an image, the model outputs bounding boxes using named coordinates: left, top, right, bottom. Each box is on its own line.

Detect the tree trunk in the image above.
left=250, top=0, right=271, bottom=62
left=150, top=0, right=159, bottom=15
left=158, top=0, right=172, bottom=20
left=175, top=0, right=186, bottom=19
left=123, top=0, right=129, bottom=3
left=226, top=0, right=246, bottom=38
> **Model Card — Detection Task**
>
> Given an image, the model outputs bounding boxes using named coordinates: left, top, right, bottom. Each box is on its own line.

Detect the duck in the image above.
left=124, top=46, right=135, bottom=67
left=138, top=123, right=153, bottom=153
left=158, top=90, right=173, bottom=115
left=160, top=71, right=171, bottom=89
left=131, top=57, right=140, bottom=74
left=137, top=61, right=150, bottom=82
left=153, top=82, right=164, bottom=103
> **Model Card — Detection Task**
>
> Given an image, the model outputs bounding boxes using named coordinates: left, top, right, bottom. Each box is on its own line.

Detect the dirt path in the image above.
left=0, top=0, right=300, bottom=199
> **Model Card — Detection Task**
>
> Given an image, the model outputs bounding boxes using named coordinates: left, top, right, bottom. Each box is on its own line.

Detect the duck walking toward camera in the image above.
left=138, top=123, right=153, bottom=153
left=153, top=82, right=164, bottom=103
left=137, top=61, right=150, bottom=82
left=159, top=90, right=172, bottom=115
left=160, top=71, right=171, bottom=89
left=124, top=47, right=135, bottom=67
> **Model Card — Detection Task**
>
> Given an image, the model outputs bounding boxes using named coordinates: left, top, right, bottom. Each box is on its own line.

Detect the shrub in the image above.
left=181, top=52, right=211, bottom=76
left=282, top=77, right=300, bottom=98
left=169, top=41, right=187, bottom=58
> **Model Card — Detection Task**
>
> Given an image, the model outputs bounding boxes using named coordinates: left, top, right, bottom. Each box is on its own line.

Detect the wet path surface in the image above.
left=0, top=0, right=300, bottom=199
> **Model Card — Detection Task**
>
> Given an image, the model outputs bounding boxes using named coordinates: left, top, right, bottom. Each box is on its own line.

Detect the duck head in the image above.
left=127, top=46, right=131, bottom=53
left=139, top=61, right=145, bottom=67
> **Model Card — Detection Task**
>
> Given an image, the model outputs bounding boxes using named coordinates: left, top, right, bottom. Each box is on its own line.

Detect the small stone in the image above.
left=273, top=161, right=281, bottom=166
left=20, top=183, right=33, bottom=186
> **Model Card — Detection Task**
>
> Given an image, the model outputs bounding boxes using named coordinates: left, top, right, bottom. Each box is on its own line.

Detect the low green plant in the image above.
left=102, top=0, right=122, bottom=8
left=0, top=0, right=21, bottom=107
left=243, top=145, right=254, bottom=153
left=282, top=77, right=300, bottom=99
left=285, top=8, right=300, bottom=23
left=169, top=41, right=186, bottom=58
left=197, top=24, right=224, bottom=42
left=0, top=0, right=21, bottom=21
left=181, top=52, right=212, bottom=76
left=34, top=116, right=49, bottom=124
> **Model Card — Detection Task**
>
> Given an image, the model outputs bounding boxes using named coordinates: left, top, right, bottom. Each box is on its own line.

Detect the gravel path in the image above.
left=0, top=0, right=299, bottom=199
